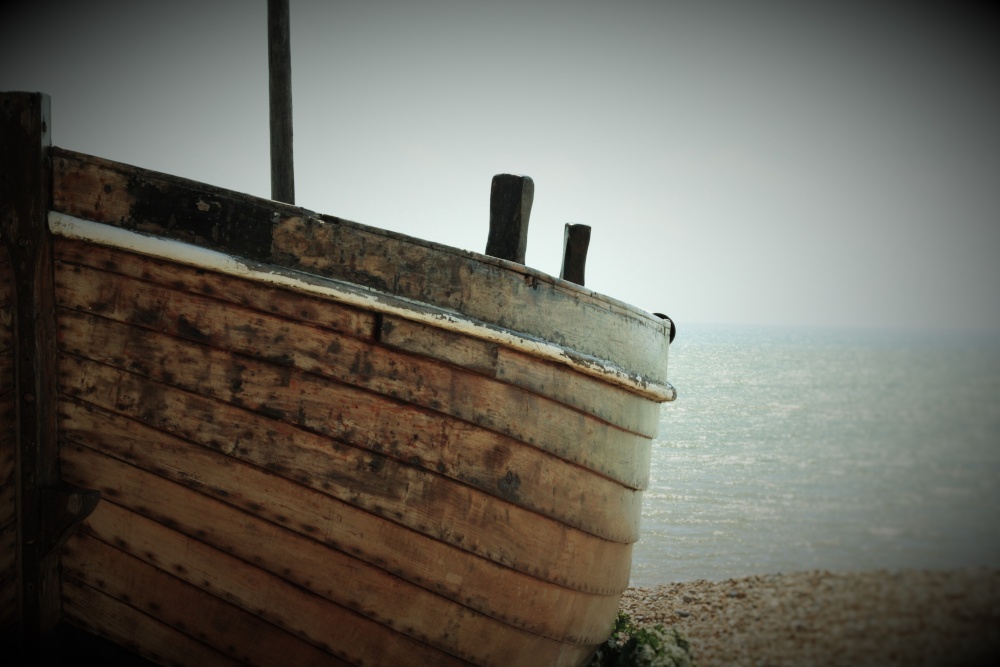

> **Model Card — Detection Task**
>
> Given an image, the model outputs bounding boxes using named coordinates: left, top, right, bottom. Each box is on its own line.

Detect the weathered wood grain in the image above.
left=0, top=431, right=11, bottom=632
left=61, top=445, right=597, bottom=666
left=68, top=493, right=477, bottom=667
left=46, top=143, right=672, bottom=664
left=54, top=319, right=639, bottom=574
left=0, top=565, right=15, bottom=631
left=0, top=518, right=16, bottom=631
left=58, top=395, right=632, bottom=600
left=2, top=248, right=15, bottom=453
left=60, top=314, right=641, bottom=542
left=56, top=403, right=621, bottom=643
left=0, top=305, right=11, bottom=349
left=60, top=352, right=642, bottom=545
left=0, top=244, right=11, bottom=306
left=63, top=533, right=352, bottom=666
left=62, top=577, right=244, bottom=667
left=54, top=236, right=377, bottom=340
left=0, top=351, right=13, bottom=399
left=0, top=439, right=13, bottom=528
left=273, top=213, right=671, bottom=390
left=56, top=237, right=659, bottom=437
left=381, top=315, right=661, bottom=438
left=1, top=90, right=64, bottom=652
left=51, top=148, right=673, bottom=392
left=0, top=519, right=14, bottom=580
left=0, top=391, right=13, bottom=444
left=54, top=264, right=651, bottom=490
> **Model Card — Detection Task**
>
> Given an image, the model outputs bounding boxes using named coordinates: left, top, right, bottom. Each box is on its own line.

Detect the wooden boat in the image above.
left=1, top=92, right=675, bottom=666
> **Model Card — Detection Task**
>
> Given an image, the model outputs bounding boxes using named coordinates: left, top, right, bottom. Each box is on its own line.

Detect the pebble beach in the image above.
left=618, top=568, right=1000, bottom=667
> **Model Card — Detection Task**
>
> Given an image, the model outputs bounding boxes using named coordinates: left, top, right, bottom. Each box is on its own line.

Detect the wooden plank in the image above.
left=0, top=90, right=62, bottom=653
left=54, top=236, right=377, bottom=340
left=62, top=310, right=640, bottom=556
left=63, top=533, right=351, bottom=666
left=56, top=401, right=622, bottom=640
left=54, top=265, right=651, bottom=490
left=380, top=314, right=502, bottom=376
left=0, top=352, right=13, bottom=398
left=0, top=434, right=11, bottom=634
left=51, top=148, right=673, bottom=391
left=0, top=248, right=11, bottom=307
left=0, top=520, right=14, bottom=585
left=381, top=315, right=661, bottom=438
left=0, top=569, right=15, bottom=632
left=58, top=396, right=633, bottom=601
left=1, top=520, right=15, bottom=630
left=0, top=391, right=13, bottom=439
left=272, top=212, right=671, bottom=389
left=495, top=345, right=660, bottom=438
left=0, top=305, right=11, bottom=353
left=69, top=495, right=474, bottom=667
left=61, top=448, right=596, bottom=666
left=55, top=236, right=659, bottom=438
left=0, top=437, right=14, bottom=529
left=62, top=578, right=243, bottom=667
left=59, top=352, right=642, bottom=545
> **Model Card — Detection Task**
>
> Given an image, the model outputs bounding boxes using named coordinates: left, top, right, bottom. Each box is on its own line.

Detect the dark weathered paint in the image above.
left=1, top=91, right=60, bottom=659
left=51, top=149, right=674, bottom=391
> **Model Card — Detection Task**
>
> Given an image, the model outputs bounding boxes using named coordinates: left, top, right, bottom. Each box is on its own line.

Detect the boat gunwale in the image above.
left=49, top=146, right=662, bottom=326
left=49, top=211, right=676, bottom=403
left=50, top=147, right=676, bottom=400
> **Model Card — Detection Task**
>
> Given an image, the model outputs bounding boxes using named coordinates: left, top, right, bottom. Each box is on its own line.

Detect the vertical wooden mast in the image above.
left=268, top=0, right=295, bottom=204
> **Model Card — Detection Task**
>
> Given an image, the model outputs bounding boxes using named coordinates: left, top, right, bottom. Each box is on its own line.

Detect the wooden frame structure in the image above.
left=1, top=92, right=675, bottom=666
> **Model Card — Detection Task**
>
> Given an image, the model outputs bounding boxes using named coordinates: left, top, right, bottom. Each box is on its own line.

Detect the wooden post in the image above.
left=486, top=174, right=533, bottom=263
left=560, top=223, right=591, bottom=286
left=1, top=91, right=58, bottom=661
left=1, top=92, right=100, bottom=663
left=268, top=0, right=295, bottom=204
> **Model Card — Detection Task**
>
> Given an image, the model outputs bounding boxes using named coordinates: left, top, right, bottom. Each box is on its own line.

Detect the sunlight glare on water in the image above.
left=631, top=324, right=1000, bottom=585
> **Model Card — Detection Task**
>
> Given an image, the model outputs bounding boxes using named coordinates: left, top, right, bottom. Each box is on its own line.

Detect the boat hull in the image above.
left=3, top=137, right=674, bottom=665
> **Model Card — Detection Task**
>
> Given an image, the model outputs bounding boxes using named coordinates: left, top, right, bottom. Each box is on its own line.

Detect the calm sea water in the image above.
left=630, top=323, right=1000, bottom=586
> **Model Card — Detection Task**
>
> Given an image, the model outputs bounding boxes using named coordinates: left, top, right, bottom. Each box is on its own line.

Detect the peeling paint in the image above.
left=49, top=212, right=676, bottom=401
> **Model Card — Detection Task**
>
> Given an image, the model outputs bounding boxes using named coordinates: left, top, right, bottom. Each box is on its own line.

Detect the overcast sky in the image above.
left=3, top=1, right=998, bottom=332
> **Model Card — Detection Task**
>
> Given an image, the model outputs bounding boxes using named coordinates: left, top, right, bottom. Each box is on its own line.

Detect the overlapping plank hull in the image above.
left=0, top=121, right=674, bottom=665
left=51, top=232, right=648, bottom=665
left=0, top=245, right=14, bottom=636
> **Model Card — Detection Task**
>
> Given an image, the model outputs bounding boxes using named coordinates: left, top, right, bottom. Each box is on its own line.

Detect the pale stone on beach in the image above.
left=619, top=568, right=999, bottom=667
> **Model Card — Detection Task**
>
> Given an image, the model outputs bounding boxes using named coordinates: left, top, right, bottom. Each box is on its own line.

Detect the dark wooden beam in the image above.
left=486, top=174, right=533, bottom=263
left=2, top=92, right=101, bottom=664
left=1, top=91, right=59, bottom=662
left=268, top=0, right=295, bottom=204
left=560, top=223, right=591, bottom=286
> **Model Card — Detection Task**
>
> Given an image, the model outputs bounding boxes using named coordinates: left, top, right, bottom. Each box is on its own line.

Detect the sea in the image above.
left=629, top=323, right=1000, bottom=586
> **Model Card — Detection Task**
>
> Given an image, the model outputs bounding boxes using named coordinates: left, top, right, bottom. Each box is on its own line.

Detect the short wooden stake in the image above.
left=560, top=223, right=591, bottom=286
left=486, top=174, right=533, bottom=263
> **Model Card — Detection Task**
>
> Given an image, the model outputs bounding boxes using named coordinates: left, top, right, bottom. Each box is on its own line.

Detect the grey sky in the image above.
left=3, top=1, right=998, bottom=332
